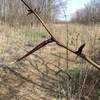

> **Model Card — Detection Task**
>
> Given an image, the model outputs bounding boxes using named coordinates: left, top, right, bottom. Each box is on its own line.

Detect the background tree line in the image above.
left=0, top=0, right=62, bottom=26
left=71, top=0, right=100, bottom=24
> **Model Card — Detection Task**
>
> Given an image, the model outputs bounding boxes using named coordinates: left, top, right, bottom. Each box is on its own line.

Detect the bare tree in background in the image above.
left=71, top=0, right=100, bottom=24
left=31, top=0, right=59, bottom=25
left=0, top=0, right=62, bottom=25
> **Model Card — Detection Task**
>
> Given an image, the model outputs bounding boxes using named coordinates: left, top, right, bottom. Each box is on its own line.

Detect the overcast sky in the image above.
left=59, top=0, right=91, bottom=20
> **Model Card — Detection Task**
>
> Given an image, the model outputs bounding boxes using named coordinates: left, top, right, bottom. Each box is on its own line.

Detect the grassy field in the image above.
left=0, top=23, right=100, bottom=100
left=0, top=23, right=100, bottom=62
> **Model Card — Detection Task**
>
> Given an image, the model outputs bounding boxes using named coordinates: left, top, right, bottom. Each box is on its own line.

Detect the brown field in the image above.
left=0, top=23, right=100, bottom=62
left=0, top=23, right=100, bottom=100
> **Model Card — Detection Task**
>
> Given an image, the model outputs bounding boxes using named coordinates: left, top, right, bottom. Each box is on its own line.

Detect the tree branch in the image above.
left=19, top=0, right=100, bottom=70
left=16, top=37, right=54, bottom=62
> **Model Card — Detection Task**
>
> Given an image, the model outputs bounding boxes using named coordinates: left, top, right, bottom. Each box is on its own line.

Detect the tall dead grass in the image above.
left=0, top=23, right=100, bottom=99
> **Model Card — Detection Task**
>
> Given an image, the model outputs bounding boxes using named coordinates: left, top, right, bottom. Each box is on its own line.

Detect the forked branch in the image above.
left=17, top=0, right=100, bottom=70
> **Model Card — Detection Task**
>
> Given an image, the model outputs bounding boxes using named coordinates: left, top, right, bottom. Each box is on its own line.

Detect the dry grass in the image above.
left=0, top=23, right=100, bottom=100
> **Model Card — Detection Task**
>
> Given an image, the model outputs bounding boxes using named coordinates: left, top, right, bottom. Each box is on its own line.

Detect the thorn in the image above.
left=16, top=37, right=54, bottom=62
left=75, top=43, right=86, bottom=54
left=34, top=8, right=37, bottom=12
left=33, top=8, right=39, bottom=14
left=27, top=9, right=33, bottom=15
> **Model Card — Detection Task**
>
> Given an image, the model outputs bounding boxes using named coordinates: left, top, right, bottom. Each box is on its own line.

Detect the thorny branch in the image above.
left=16, top=37, right=54, bottom=62
left=17, top=0, right=100, bottom=70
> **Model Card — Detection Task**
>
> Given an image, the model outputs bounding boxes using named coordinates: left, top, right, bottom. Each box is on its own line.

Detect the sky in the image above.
left=59, top=0, right=91, bottom=20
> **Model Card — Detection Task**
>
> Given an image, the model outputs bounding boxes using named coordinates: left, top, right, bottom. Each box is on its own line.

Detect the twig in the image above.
left=79, top=69, right=88, bottom=100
